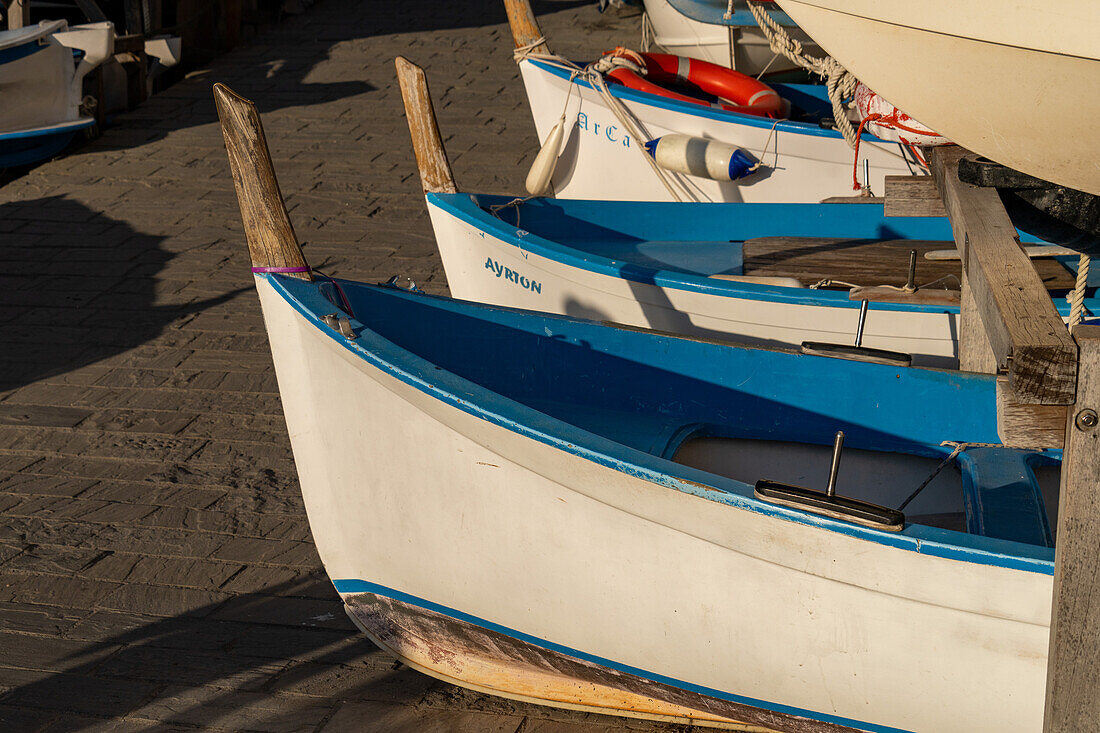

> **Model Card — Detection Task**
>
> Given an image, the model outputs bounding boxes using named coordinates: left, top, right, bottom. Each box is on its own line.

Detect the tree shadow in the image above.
left=0, top=196, right=243, bottom=393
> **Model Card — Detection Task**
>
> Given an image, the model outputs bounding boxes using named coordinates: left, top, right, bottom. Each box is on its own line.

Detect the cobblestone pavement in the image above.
left=0, top=0, right=707, bottom=731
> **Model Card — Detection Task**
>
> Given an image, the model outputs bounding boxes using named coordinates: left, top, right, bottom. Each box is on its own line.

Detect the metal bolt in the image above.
left=1075, top=409, right=1098, bottom=431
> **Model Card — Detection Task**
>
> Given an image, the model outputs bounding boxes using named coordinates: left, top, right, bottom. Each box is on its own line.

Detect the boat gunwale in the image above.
left=432, top=192, right=1092, bottom=317
left=261, top=273, right=1056, bottom=573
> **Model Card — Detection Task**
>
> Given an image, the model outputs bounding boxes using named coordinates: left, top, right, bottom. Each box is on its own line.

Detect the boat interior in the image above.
left=463, top=193, right=1090, bottom=302
left=291, top=275, right=1061, bottom=554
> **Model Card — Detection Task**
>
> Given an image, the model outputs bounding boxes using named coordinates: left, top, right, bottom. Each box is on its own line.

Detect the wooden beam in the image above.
left=394, top=57, right=457, bottom=195
left=1044, top=324, right=1100, bottom=731
left=212, top=83, right=311, bottom=280
left=959, top=270, right=998, bottom=374
left=884, top=175, right=946, bottom=217
left=995, top=377, right=1066, bottom=448
left=7, top=0, right=30, bottom=29
left=503, top=0, right=550, bottom=54
left=931, top=146, right=1076, bottom=404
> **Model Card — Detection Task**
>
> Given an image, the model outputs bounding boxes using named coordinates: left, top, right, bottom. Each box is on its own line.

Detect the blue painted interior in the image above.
left=431, top=192, right=1094, bottom=317
left=665, top=0, right=798, bottom=26
left=266, top=274, right=1058, bottom=570
left=958, top=449, right=1057, bottom=548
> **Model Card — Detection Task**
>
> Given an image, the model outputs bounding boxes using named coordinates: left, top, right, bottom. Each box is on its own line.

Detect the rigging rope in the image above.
left=1069, top=254, right=1091, bottom=328
left=513, top=45, right=695, bottom=201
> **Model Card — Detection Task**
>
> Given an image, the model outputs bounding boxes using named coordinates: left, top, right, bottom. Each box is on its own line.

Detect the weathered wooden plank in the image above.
left=503, top=0, right=549, bottom=54
left=1044, top=324, right=1100, bottom=731
left=847, top=286, right=959, bottom=307
left=959, top=270, right=998, bottom=374
left=7, top=0, right=30, bottom=28
left=995, top=377, right=1066, bottom=448
left=212, top=84, right=311, bottom=279
left=931, top=146, right=1076, bottom=404
left=395, top=57, right=457, bottom=195
left=884, top=175, right=946, bottom=217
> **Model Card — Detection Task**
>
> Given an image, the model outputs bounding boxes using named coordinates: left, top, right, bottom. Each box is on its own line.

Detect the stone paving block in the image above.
left=126, top=684, right=331, bottom=732
left=95, top=583, right=231, bottom=618
left=319, top=699, right=524, bottom=733
left=0, top=671, right=162, bottom=718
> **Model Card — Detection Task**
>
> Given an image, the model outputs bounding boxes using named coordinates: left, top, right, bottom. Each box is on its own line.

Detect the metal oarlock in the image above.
left=754, top=430, right=905, bottom=531
left=800, top=300, right=913, bottom=366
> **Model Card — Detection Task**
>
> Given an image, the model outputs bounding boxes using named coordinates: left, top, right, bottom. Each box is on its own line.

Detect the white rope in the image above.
left=745, top=0, right=859, bottom=149
left=1069, top=254, right=1090, bottom=327
left=513, top=46, right=695, bottom=201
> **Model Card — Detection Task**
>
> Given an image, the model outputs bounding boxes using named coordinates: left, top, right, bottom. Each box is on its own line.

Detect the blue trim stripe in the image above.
left=334, top=578, right=914, bottom=733
left=263, top=275, right=1056, bottom=574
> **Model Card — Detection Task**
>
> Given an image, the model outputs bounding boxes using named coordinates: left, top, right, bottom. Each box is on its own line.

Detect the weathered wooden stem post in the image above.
left=7, top=0, right=31, bottom=29
left=1044, top=324, right=1100, bottom=731
left=212, top=83, right=312, bottom=280
left=906, top=146, right=1100, bottom=730
left=395, top=57, right=457, bottom=196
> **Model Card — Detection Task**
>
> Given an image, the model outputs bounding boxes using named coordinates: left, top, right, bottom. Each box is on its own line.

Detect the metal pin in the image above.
left=854, top=300, right=869, bottom=348
left=863, top=159, right=870, bottom=192
left=905, top=250, right=917, bottom=292
left=825, top=431, right=845, bottom=497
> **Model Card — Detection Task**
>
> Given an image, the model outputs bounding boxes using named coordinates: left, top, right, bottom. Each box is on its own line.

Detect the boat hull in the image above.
left=256, top=274, right=1051, bottom=733
left=774, top=0, right=1100, bottom=195
left=644, top=0, right=822, bottom=75
left=426, top=196, right=961, bottom=367
left=519, top=59, right=917, bottom=203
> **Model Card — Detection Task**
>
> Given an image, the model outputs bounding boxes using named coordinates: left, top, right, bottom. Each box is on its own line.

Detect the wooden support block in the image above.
left=959, top=269, right=998, bottom=374
left=995, top=377, right=1066, bottom=448
left=1044, top=324, right=1100, bottom=731
left=7, top=0, right=30, bottom=29
left=931, top=146, right=1076, bottom=404
left=884, top=175, right=946, bottom=217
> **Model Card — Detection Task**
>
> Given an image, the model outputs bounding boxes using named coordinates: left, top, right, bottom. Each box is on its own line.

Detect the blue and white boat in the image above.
left=0, top=20, right=114, bottom=167
left=504, top=0, right=922, bottom=203
left=219, top=82, right=1057, bottom=733
left=424, top=188, right=1094, bottom=370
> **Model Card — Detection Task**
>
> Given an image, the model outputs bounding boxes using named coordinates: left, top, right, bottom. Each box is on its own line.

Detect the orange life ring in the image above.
left=603, top=48, right=786, bottom=119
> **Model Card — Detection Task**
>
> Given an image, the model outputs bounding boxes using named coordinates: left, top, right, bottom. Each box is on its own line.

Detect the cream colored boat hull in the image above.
left=774, top=0, right=1100, bottom=194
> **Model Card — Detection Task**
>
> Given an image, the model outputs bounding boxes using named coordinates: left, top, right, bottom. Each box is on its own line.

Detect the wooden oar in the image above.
left=395, top=57, right=457, bottom=196
left=212, top=82, right=312, bottom=281
left=503, top=0, right=550, bottom=55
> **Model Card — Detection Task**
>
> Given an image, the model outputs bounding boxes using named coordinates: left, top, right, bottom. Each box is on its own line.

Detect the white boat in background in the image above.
left=773, top=0, right=1100, bottom=195
left=0, top=20, right=115, bottom=167
left=643, top=0, right=822, bottom=76
left=504, top=0, right=921, bottom=204
left=397, top=57, right=1094, bottom=370
left=216, top=81, right=1060, bottom=733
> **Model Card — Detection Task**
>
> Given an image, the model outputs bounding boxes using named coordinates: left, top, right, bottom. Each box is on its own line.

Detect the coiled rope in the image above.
left=745, top=1, right=859, bottom=150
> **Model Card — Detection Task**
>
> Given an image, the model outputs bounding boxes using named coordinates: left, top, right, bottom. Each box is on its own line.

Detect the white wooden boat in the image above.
left=396, top=59, right=1094, bottom=370
left=643, top=0, right=822, bottom=75
left=772, top=0, right=1100, bottom=195
left=216, top=82, right=1059, bottom=733
left=504, top=0, right=922, bottom=203
left=0, top=20, right=114, bottom=167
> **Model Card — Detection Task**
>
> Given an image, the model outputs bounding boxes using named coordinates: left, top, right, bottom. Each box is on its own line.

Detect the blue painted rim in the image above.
left=263, top=274, right=1056, bottom=573
left=0, top=118, right=94, bottom=141
left=334, top=578, right=913, bottom=732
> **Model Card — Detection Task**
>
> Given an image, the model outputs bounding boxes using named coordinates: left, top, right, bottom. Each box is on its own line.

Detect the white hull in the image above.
left=643, top=0, right=822, bottom=75
left=519, top=59, right=917, bottom=203
left=774, top=0, right=1100, bottom=195
left=427, top=200, right=959, bottom=367
left=0, top=21, right=114, bottom=136
left=256, top=274, right=1051, bottom=732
